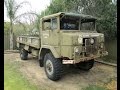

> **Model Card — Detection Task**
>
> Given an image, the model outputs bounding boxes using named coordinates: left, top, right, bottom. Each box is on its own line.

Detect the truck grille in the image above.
left=83, top=38, right=98, bottom=55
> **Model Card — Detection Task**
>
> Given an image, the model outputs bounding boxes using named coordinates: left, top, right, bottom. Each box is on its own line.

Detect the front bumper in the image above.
left=62, top=51, right=108, bottom=64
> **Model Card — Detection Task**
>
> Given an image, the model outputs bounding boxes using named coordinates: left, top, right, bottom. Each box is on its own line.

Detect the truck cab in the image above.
left=40, top=12, right=108, bottom=63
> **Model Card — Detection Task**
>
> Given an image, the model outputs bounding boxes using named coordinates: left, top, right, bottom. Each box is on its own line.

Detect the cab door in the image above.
left=41, top=17, right=60, bottom=46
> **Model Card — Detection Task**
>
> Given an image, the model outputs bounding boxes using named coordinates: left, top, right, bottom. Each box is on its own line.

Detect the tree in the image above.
left=4, top=0, right=30, bottom=50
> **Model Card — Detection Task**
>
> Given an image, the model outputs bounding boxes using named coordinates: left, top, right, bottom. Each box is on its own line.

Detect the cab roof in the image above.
left=42, top=12, right=97, bottom=20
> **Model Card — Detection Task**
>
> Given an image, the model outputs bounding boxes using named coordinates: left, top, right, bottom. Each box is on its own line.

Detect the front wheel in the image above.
left=44, top=53, right=63, bottom=81
left=76, top=59, right=94, bottom=71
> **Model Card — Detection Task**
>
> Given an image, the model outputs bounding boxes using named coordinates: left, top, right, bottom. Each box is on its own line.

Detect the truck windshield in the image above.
left=60, top=16, right=95, bottom=31
left=81, top=21, right=95, bottom=30
left=60, top=17, right=79, bottom=30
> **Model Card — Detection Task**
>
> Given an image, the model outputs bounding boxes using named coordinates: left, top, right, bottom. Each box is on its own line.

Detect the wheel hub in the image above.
left=46, top=60, right=53, bottom=75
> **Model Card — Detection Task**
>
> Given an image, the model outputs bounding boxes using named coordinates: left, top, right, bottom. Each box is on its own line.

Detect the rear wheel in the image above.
left=20, top=49, right=28, bottom=60
left=76, top=59, right=94, bottom=71
left=44, top=53, right=63, bottom=81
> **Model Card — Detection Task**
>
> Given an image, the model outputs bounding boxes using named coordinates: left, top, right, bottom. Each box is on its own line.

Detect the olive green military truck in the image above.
left=17, top=12, right=108, bottom=81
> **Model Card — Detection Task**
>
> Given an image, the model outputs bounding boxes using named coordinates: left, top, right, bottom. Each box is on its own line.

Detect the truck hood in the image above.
left=60, top=31, right=104, bottom=45
left=61, top=31, right=104, bottom=38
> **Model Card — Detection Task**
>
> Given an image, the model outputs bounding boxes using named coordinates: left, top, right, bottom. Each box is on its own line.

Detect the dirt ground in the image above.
left=4, top=52, right=117, bottom=90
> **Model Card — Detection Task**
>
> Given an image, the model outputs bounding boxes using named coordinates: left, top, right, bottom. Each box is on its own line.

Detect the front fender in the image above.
left=39, top=45, right=60, bottom=59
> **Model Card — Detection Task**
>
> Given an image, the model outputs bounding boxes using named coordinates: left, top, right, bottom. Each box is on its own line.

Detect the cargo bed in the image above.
left=17, top=36, right=40, bottom=49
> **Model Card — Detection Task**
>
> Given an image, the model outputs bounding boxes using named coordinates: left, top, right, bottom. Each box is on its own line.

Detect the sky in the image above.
left=4, top=0, right=51, bottom=22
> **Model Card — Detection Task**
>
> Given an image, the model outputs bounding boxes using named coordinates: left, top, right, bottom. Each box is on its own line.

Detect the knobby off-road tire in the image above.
left=44, top=53, right=63, bottom=81
left=20, top=49, right=28, bottom=60
left=76, top=59, right=94, bottom=71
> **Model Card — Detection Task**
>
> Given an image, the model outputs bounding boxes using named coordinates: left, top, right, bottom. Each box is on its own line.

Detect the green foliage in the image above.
left=4, top=22, right=27, bottom=36
left=40, top=0, right=117, bottom=40
left=4, top=63, right=39, bottom=90
left=4, top=22, right=10, bottom=35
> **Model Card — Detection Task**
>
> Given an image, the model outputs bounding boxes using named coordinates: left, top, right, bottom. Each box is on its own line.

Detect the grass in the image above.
left=4, top=62, right=39, bottom=90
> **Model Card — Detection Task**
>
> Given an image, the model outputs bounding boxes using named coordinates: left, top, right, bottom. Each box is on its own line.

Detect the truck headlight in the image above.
left=90, top=38, right=94, bottom=44
left=78, top=37, right=82, bottom=44
left=74, top=47, right=79, bottom=53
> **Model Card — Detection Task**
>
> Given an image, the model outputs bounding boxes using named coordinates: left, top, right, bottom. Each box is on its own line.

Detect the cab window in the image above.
left=51, top=18, right=57, bottom=30
left=43, top=17, right=58, bottom=30
left=43, top=19, right=51, bottom=30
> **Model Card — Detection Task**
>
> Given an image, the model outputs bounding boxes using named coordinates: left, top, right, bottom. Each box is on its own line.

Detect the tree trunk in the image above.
left=10, top=32, right=14, bottom=50
left=10, top=20, right=14, bottom=50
